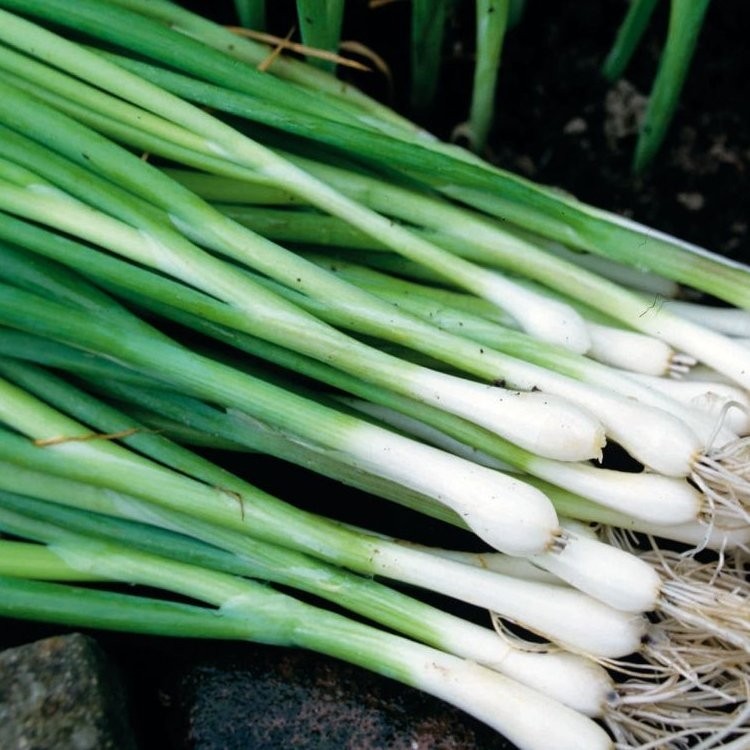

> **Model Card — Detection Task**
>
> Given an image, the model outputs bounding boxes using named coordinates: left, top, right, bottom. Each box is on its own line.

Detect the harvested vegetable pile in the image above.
left=0, top=2, right=748, bottom=748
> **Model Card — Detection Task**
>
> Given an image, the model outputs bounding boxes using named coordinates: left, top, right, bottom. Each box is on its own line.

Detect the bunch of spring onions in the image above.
left=0, top=1, right=748, bottom=748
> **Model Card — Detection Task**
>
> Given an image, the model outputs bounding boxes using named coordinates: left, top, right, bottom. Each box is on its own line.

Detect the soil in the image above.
left=1, top=2, right=748, bottom=749
left=479, top=0, right=750, bottom=265
left=350, top=0, right=750, bottom=265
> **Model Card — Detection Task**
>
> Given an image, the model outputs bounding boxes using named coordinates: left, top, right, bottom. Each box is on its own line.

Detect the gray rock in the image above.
left=0, top=632, right=137, bottom=750
left=164, top=644, right=517, bottom=749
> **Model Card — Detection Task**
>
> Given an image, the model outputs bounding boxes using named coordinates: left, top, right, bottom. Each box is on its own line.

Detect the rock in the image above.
left=163, top=644, right=517, bottom=749
left=0, top=632, right=137, bottom=750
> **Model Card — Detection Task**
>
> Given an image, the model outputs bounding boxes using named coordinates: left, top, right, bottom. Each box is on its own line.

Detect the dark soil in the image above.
left=347, top=0, right=750, bottom=265
left=2, top=2, right=748, bottom=749
left=479, top=0, right=750, bottom=265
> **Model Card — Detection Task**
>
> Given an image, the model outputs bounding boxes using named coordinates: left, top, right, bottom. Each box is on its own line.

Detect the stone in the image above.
left=0, top=632, right=137, bottom=750
left=161, top=643, right=517, bottom=749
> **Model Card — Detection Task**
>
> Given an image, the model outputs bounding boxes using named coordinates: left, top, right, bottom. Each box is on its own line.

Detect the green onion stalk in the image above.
left=233, top=0, right=265, bottom=31
left=0, top=83, right=745, bottom=528
left=0, top=488, right=612, bottom=717
left=0, top=382, right=748, bottom=748
left=0, top=43, right=733, bottom=492
left=0, top=558, right=742, bottom=750
left=148, top=160, right=750, bottom=500
left=1, top=21, right=746, bottom=390
left=0, top=90, right=606, bottom=462
left=5, top=0, right=744, bottom=315
left=2, top=0, right=740, bottom=306
left=0, top=335, right=747, bottom=658
left=250, top=152, right=750, bottom=389
left=453, top=0, right=510, bottom=153
left=0, top=546, right=612, bottom=750
left=0, top=354, right=666, bottom=617
left=0, top=228, right=731, bottom=532
left=0, top=326, right=745, bottom=555
left=0, top=302, right=709, bottom=659
left=291, top=253, right=694, bottom=380
left=295, top=0, right=345, bottom=72
left=632, top=0, right=712, bottom=174
left=0, top=279, right=568, bottom=558
left=0, top=9, right=596, bottom=353
left=0, top=184, right=743, bottom=527
left=104, top=270, right=713, bottom=528
left=0, top=157, right=740, bottom=668
left=410, top=0, right=454, bottom=114
left=0, top=369, right=651, bottom=660
left=602, top=0, right=660, bottom=82
left=0, top=151, right=724, bottom=500
left=0, top=378, right=744, bottom=745
left=10, top=183, right=746, bottom=530
left=104, top=0, right=426, bottom=137
left=2, top=329, right=736, bottom=657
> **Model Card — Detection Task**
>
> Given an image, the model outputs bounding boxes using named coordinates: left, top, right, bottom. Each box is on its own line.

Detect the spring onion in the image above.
left=0, top=556, right=612, bottom=750
left=453, top=0, right=510, bottom=152
left=0, top=489, right=612, bottom=715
